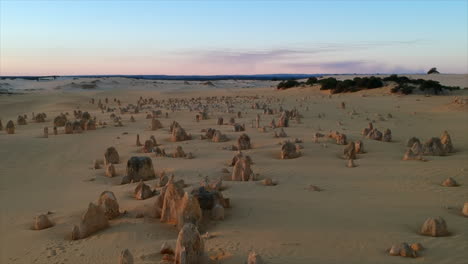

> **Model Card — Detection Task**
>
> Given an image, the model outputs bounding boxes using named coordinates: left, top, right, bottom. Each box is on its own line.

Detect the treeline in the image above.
left=277, top=75, right=460, bottom=95
left=384, top=75, right=459, bottom=94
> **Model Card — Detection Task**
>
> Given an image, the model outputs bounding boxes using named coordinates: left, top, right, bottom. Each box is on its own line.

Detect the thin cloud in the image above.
left=178, top=39, right=425, bottom=65
left=285, top=60, right=424, bottom=74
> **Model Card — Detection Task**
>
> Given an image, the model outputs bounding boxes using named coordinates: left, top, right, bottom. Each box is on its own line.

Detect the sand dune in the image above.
left=0, top=75, right=467, bottom=264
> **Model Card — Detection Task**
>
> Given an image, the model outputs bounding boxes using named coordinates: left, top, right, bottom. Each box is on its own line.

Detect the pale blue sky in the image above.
left=1, top=0, right=467, bottom=75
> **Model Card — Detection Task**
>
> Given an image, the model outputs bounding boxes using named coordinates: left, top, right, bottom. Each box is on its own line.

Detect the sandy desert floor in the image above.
left=0, top=75, right=467, bottom=264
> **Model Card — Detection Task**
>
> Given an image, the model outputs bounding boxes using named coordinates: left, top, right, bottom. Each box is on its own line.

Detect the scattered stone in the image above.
left=247, top=251, right=264, bottom=264
left=362, top=122, right=373, bottom=136
left=143, top=139, right=155, bottom=153
left=5, top=120, right=15, bottom=134
left=211, top=203, right=224, bottom=220
left=118, top=249, right=133, bottom=264
left=104, top=147, right=120, bottom=164
left=160, top=242, right=174, bottom=255
left=388, top=243, right=417, bottom=258
left=407, top=137, right=420, bottom=148
left=237, top=133, right=251, bottom=150
left=442, top=177, right=459, bottom=187
left=262, top=178, right=277, bottom=186
left=306, top=185, right=322, bottom=191
left=233, top=123, right=245, bottom=132
left=232, top=156, right=254, bottom=181
left=382, top=129, right=392, bottom=142
left=151, top=118, right=163, bottom=130
left=71, top=203, right=109, bottom=240
left=134, top=180, right=154, bottom=200
left=280, top=141, right=300, bottom=159
left=422, top=137, right=446, bottom=156
left=17, top=115, right=27, bottom=125
left=54, top=115, right=67, bottom=127
left=33, top=214, right=53, bottom=230
left=177, top=192, right=203, bottom=229
left=173, top=146, right=186, bottom=158
left=440, top=131, right=454, bottom=153
left=411, top=243, right=423, bottom=252
left=98, top=191, right=120, bottom=219
left=277, top=112, right=289, bottom=127
left=347, top=159, right=356, bottom=168
left=403, top=142, right=423, bottom=161
left=343, top=142, right=356, bottom=160
left=420, top=217, right=449, bottom=237
left=122, top=157, right=156, bottom=184
left=105, top=163, right=116, bottom=177
left=174, top=223, right=204, bottom=264
left=274, top=128, right=287, bottom=138
left=93, top=159, right=103, bottom=169
left=212, top=130, right=228, bottom=142
left=159, top=177, right=185, bottom=224
left=156, top=173, right=169, bottom=188
left=136, top=134, right=142, bottom=147
left=64, top=122, right=73, bottom=134
left=328, top=131, right=347, bottom=145
left=367, top=128, right=383, bottom=141
left=171, top=125, right=192, bottom=142
left=354, top=140, right=364, bottom=153
left=462, top=202, right=468, bottom=216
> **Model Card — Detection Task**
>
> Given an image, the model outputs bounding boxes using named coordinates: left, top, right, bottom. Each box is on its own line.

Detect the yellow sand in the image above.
left=0, top=74, right=467, bottom=264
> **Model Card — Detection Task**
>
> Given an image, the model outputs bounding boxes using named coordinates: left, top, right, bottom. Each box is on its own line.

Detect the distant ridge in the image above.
left=0, top=74, right=323, bottom=81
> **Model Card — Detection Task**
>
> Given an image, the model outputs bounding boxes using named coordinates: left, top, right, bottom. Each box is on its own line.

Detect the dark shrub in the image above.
left=427, top=67, right=440, bottom=74
left=277, top=80, right=300, bottom=90
left=319, top=77, right=338, bottom=90
left=419, top=80, right=443, bottom=94
left=306, top=77, right=318, bottom=85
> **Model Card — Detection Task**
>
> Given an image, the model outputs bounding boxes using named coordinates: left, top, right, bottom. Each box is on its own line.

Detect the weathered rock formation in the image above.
left=233, top=123, right=245, bottom=132
left=277, top=112, right=289, bottom=127
left=388, top=242, right=417, bottom=258
left=33, top=214, right=54, bottom=230
left=403, top=142, right=423, bottom=161
left=212, top=130, right=228, bottom=142
left=343, top=142, right=357, bottom=160
left=98, top=191, right=120, bottom=219
left=171, top=126, right=191, bottom=142
left=247, top=251, right=264, bottom=264
left=104, top=147, right=120, bottom=164
left=442, top=177, right=459, bottom=187
left=134, top=181, right=154, bottom=200
left=151, top=118, right=163, bottom=130
left=71, top=203, right=109, bottom=240
left=118, top=249, right=134, bottom=264
left=232, top=156, right=253, bottom=181
left=122, top=156, right=156, bottom=184
left=17, top=115, right=27, bottom=125
left=420, top=217, right=449, bottom=237
left=6, top=120, right=15, bottom=134
left=173, top=146, right=186, bottom=158
left=237, top=133, right=251, bottom=150
left=105, top=163, right=116, bottom=177
left=355, top=140, right=364, bottom=153
left=281, top=141, right=301, bottom=159
left=440, top=131, right=454, bottom=153
left=422, top=138, right=446, bottom=156
left=328, top=131, right=347, bottom=145
left=174, top=223, right=204, bottom=264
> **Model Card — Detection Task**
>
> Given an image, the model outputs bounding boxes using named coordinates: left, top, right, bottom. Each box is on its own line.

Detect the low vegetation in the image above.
left=276, top=74, right=459, bottom=95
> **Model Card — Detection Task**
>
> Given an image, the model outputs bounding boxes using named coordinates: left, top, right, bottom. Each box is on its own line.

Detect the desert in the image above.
left=0, top=74, right=467, bottom=264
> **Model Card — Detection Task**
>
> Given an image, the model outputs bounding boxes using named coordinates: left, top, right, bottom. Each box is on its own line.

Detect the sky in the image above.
left=0, top=0, right=467, bottom=75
